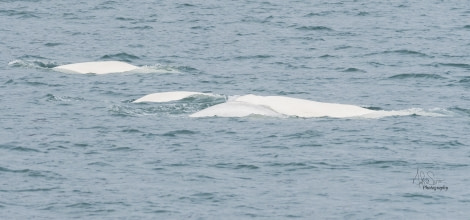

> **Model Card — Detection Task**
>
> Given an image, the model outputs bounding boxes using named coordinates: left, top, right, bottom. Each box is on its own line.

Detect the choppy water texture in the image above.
left=1, top=0, right=470, bottom=219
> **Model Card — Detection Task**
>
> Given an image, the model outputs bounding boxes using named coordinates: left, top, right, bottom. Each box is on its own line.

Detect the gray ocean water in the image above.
left=1, top=0, right=470, bottom=219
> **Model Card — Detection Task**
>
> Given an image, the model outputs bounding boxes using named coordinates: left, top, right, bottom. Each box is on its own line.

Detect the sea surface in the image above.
left=1, top=0, right=470, bottom=219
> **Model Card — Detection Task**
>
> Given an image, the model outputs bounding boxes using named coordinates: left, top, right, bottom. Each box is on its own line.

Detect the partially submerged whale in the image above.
left=190, top=94, right=375, bottom=118
left=132, top=91, right=444, bottom=118
left=53, top=61, right=139, bottom=74
left=133, top=91, right=214, bottom=103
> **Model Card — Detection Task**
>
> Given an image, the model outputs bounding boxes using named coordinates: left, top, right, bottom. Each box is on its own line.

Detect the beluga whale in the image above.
left=132, top=91, right=446, bottom=119
left=189, top=94, right=376, bottom=118
left=133, top=91, right=217, bottom=103
left=53, top=61, right=139, bottom=74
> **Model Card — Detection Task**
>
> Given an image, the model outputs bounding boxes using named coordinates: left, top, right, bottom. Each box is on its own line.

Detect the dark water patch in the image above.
left=391, top=50, right=428, bottom=57
left=438, top=63, right=470, bottom=70
left=314, top=162, right=351, bottom=170
left=168, top=163, right=190, bottom=167
left=448, top=107, right=470, bottom=116
left=213, top=163, right=259, bottom=170
left=116, top=17, right=134, bottom=21
left=177, top=3, right=196, bottom=8
left=235, top=55, right=274, bottom=60
left=24, top=80, right=60, bottom=87
left=359, top=160, right=409, bottom=168
left=319, top=54, right=335, bottom=58
left=107, top=146, right=135, bottom=152
left=121, top=128, right=141, bottom=133
left=0, top=167, right=30, bottom=173
left=44, top=42, right=62, bottom=47
left=88, top=162, right=112, bottom=167
left=335, top=45, right=352, bottom=50
left=162, top=129, right=198, bottom=137
left=296, top=26, right=333, bottom=31
left=368, top=61, right=385, bottom=67
left=304, top=11, right=332, bottom=17
left=0, top=9, right=40, bottom=18
left=268, top=162, right=317, bottom=171
left=0, top=144, right=41, bottom=152
left=357, top=11, right=369, bottom=16
left=277, top=91, right=309, bottom=96
left=73, top=143, right=89, bottom=148
left=66, top=202, right=94, bottom=209
left=179, top=192, right=220, bottom=203
left=402, top=193, right=433, bottom=199
left=366, top=50, right=429, bottom=57
left=464, top=25, right=470, bottom=29
left=365, top=106, right=383, bottom=110
left=129, top=25, right=153, bottom=30
left=341, top=67, right=367, bottom=73
left=389, top=73, right=446, bottom=80
left=284, top=130, right=322, bottom=139
left=0, top=167, right=63, bottom=180
left=459, top=76, right=470, bottom=84
left=0, top=187, right=59, bottom=193
left=100, top=53, right=140, bottom=62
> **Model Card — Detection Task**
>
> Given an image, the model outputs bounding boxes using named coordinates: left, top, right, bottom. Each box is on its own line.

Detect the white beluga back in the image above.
left=133, top=91, right=216, bottom=103
left=53, top=61, right=139, bottom=74
left=190, top=94, right=375, bottom=118
left=235, top=94, right=375, bottom=118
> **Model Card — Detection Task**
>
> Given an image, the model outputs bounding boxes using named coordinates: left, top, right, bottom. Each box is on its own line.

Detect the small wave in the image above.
left=44, top=94, right=84, bottom=102
left=213, top=163, right=259, bottom=170
left=388, top=73, right=447, bottom=80
left=341, top=67, right=366, bottom=73
left=438, top=63, right=470, bottom=70
left=100, top=52, right=140, bottom=62
left=131, top=64, right=181, bottom=74
left=162, top=130, right=198, bottom=137
left=0, top=144, right=40, bottom=152
left=361, top=108, right=449, bottom=119
left=296, top=26, right=333, bottom=31
left=44, top=42, right=63, bottom=47
left=235, top=54, right=274, bottom=60
left=358, top=160, right=409, bottom=168
left=8, top=59, right=58, bottom=69
left=449, top=107, right=470, bottom=116
left=304, top=12, right=332, bottom=17
left=0, top=9, right=40, bottom=19
left=366, top=50, right=429, bottom=57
